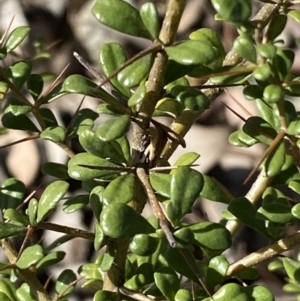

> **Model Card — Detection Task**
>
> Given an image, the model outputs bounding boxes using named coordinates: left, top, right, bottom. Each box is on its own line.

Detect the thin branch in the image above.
left=226, top=231, right=300, bottom=277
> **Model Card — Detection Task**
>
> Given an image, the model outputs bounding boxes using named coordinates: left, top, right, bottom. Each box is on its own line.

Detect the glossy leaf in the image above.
left=6, top=98, right=32, bottom=116
left=206, top=256, right=229, bottom=290
left=16, top=283, right=37, bottom=301
left=0, top=279, right=18, bottom=301
left=154, top=97, right=183, bottom=118
left=253, top=64, right=271, bottom=82
left=255, top=99, right=280, bottom=130
left=263, top=141, right=285, bottom=177
left=233, top=36, right=256, bottom=63
left=167, top=166, right=203, bottom=225
left=228, top=130, right=258, bottom=147
left=129, top=233, right=159, bottom=256
left=102, top=174, right=135, bottom=205
left=257, top=203, right=294, bottom=224
left=154, top=267, right=180, bottom=301
left=41, top=162, right=69, bottom=179
left=92, top=0, right=151, bottom=39
left=170, top=85, right=210, bottom=111
left=5, top=26, right=30, bottom=53
left=100, top=203, right=155, bottom=238
left=117, top=53, right=153, bottom=88
left=228, top=198, right=269, bottom=237
left=96, top=116, right=131, bottom=141
left=174, top=289, right=193, bottom=301
left=40, top=108, right=59, bottom=127
left=40, top=126, right=66, bottom=143
left=79, top=129, right=126, bottom=164
left=211, top=0, right=251, bottom=24
left=273, top=49, right=294, bottom=80
left=36, top=180, right=69, bottom=222
left=55, top=269, right=77, bottom=297
left=128, top=83, right=146, bottom=107
left=99, top=42, right=130, bottom=98
left=93, top=291, right=118, bottom=301
left=94, top=223, right=105, bottom=251
left=63, top=195, right=89, bottom=213
left=200, top=175, right=232, bottom=204
left=282, top=258, right=300, bottom=283
left=0, top=221, right=27, bottom=239
left=189, top=222, right=232, bottom=252
left=165, top=40, right=218, bottom=65
left=16, top=244, right=44, bottom=269
left=0, top=178, right=25, bottom=210
left=288, top=9, right=300, bottom=23
left=27, top=74, right=43, bottom=100
left=256, top=44, right=277, bottom=60
left=292, top=203, right=300, bottom=219
left=68, top=153, right=120, bottom=181
left=8, top=60, right=32, bottom=88
left=140, top=2, right=159, bottom=40
left=263, top=84, right=284, bottom=104
left=173, top=227, right=194, bottom=248
left=173, top=152, right=200, bottom=168
left=36, top=251, right=65, bottom=269
left=27, top=198, right=38, bottom=226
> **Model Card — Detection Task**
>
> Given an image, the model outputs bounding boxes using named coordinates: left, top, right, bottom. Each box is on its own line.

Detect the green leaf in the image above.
left=173, top=152, right=200, bottom=167
left=16, top=244, right=44, bottom=269
left=63, top=195, right=89, bottom=213
left=67, top=108, right=98, bottom=139
left=189, top=222, right=232, bottom=252
left=5, top=26, right=30, bottom=53
left=27, top=198, right=38, bottom=226
left=40, top=126, right=66, bottom=143
left=287, top=118, right=300, bottom=135
left=1, top=112, right=40, bottom=132
left=96, top=116, right=131, bottom=141
left=6, top=98, right=32, bottom=116
left=211, top=0, right=251, bottom=24
left=165, top=40, right=218, bottom=65
left=206, top=256, right=229, bottom=290
left=266, top=14, right=287, bottom=41
left=229, top=130, right=258, bottom=147
left=255, top=99, right=280, bottom=130
left=36, top=180, right=69, bottom=222
left=189, top=28, right=225, bottom=68
left=257, top=203, right=295, bottom=224
left=27, top=74, right=43, bottom=100
left=256, top=44, right=277, bottom=60
left=150, top=172, right=171, bottom=198
left=263, top=84, right=284, bottom=104
left=0, top=279, right=18, bottom=301
left=0, top=178, right=25, bottom=210
left=16, top=283, right=37, bottom=301
left=94, top=223, right=105, bottom=251
left=40, top=108, right=59, bottom=127
left=68, top=153, right=120, bottom=181
left=128, top=83, right=146, bottom=107
left=174, top=289, right=193, bottom=301
left=170, top=85, right=210, bottom=111
left=0, top=221, right=27, bottom=239
left=140, top=2, right=159, bottom=40
left=41, top=162, right=69, bottom=179
left=93, top=291, right=119, bottom=301
left=228, top=198, right=269, bottom=237
left=100, top=203, right=155, bottom=238
left=233, top=36, right=256, bottom=63
left=117, top=53, right=153, bottom=88
left=154, top=267, right=180, bottom=301
left=55, top=269, right=77, bottom=297
left=154, top=97, right=183, bottom=118
left=8, top=60, right=32, bottom=88
left=282, top=258, right=300, bottom=283
left=263, top=141, right=286, bottom=177
left=173, top=227, right=194, bottom=248
left=273, top=48, right=294, bottom=81
left=292, top=203, right=300, bottom=219
left=90, top=186, right=104, bottom=222
left=129, top=233, right=159, bottom=256
left=99, top=42, right=130, bottom=98
left=92, top=0, right=151, bottom=39
left=79, top=129, right=126, bottom=164
left=167, top=166, right=203, bottom=225
left=4, top=208, right=29, bottom=226
left=102, top=174, right=135, bottom=205
left=36, top=251, right=65, bottom=269
left=288, top=9, right=300, bottom=23
left=200, top=175, right=232, bottom=204
left=253, top=64, right=271, bottom=82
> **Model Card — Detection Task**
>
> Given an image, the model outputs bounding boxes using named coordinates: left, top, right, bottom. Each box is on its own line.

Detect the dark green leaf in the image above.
left=36, top=181, right=69, bottom=222
left=93, top=291, right=118, bottom=301
left=0, top=178, right=25, bottom=210
left=206, top=256, right=229, bottom=290
left=253, top=64, right=271, bottom=81
left=96, top=116, right=131, bottom=141
left=267, top=14, right=287, bottom=41
left=154, top=97, right=183, bottom=118
left=128, top=83, right=146, bottom=107
left=92, top=0, right=151, bottom=39
left=263, top=84, right=284, bottom=104
left=233, top=36, right=256, bottom=63
left=257, top=203, right=295, bottom=223
left=27, top=74, right=43, bottom=100
left=100, top=203, right=155, bottom=238
left=102, top=174, right=135, bottom=205
left=8, top=60, right=32, bottom=88
left=94, top=223, right=105, bottom=251
left=40, top=126, right=66, bottom=143
left=36, top=251, right=65, bottom=269
left=256, top=44, right=277, bottom=60
left=1, top=112, right=40, bottom=132
left=16, top=244, right=44, bottom=269
left=263, top=141, right=285, bottom=177
left=149, top=172, right=171, bottom=198
left=41, top=162, right=69, bottom=179
left=40, top=108, right=59, bottom=127
left=228, top=130, right=258, bottom=147
left=90, top=186, right=104, bottom=222
left=6, top=98, right=32, bottom=116
left=55, top=269, right=77, bottom=297
left=4, top=208, right=29, bottom=226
